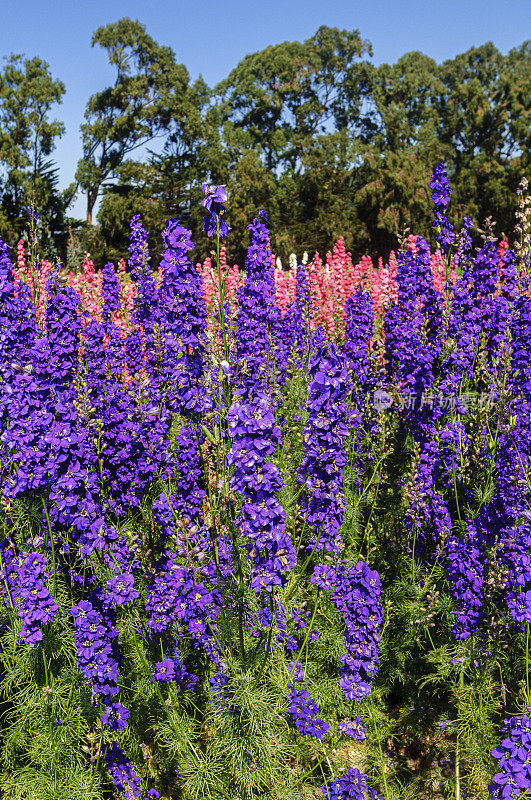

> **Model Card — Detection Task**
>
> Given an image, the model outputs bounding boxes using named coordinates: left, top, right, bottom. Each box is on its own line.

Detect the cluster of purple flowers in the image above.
left=321, top=768, right=384, bottom=800
left=0, top=543, right=58, bottom=646
left=210, top=667, right=231, bottom=715
left=201, top=183, right=230, bottom=238
left=70, top=598, right=121, bottom=708
left=286, top=681, right=330, bottom=739
left=152, top=656, right=198, bottom=691
left=102, top=261, right=121, bottom=322
left=145, top=553, right=221, bottom=661
left=157, top=218, right=207, bottom=414
left=235, top=211, right=279, bottom=394
left=298, top=343, right=350, bottom=554
left=342, top=290, right=374, bottom=390
left=103, top=742, right=142, bottom=800
left=275, top=261, right=313, bottom=381
left=490, top=714, right=531, bottom=797
left=445, top=523, right=485, bottom=639
left=430, top=162, right=455, bottom=251
left=227, top=392, right=296, bottom=591
left=385, top=235, right=443, bottom=404
left=4, top=169, right=531, bottom=796
left=338, top=716, right=367, bottom=742
left=312, top=561, right=383, bottom=701
left=508, top=590, right=531, bottom=625
left=105, top=572, right=139, bottom=608
left=152, top=424, right=206, bottom=533
left=285, top=660, right=329, bottom=739
left=254, top=596, right=297, bottom=651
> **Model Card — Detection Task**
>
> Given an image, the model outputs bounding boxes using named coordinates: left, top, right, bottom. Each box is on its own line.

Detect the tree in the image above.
left=348, top=51, right=447, bottom=254
left=88, top=75, right=215, bottom=266
left=215, top=26, right=372, bottom=176
left=208, top=26, right=373, bottom=261
left=435, top=42, right=530, bottom=231
left=0, top=53, right=66, bottom=248
left=75, top=18, right=191, bottom=224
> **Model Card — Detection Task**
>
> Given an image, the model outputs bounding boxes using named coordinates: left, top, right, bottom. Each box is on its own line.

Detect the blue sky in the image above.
left=2, top=0, right=529, bottom=217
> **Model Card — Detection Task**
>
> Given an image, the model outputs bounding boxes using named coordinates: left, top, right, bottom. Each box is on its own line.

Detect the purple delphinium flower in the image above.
left=0, top=545, right=58, bottom=647
left=338, top=716, right=367, bottom=742
left=342, top=290, right=374, bottom=391
left=0, top=238, right=37, bottom=404
left=15, top=553, right=58, bottom=646
left=145, top=554, right=222, bottom=660
left=312, top=560, right=383, bottom=702
left=201, top=183, right=230, bottom=238
left=235, top=211, right=279, bottom=396
left=105, top=573, right=139, bottom=609
left=77, top=317, right=171, bottom=521
left=490, top=715, right=531, bottom=797
left=103, top=742, right=142, bottom=800
left=102, top=701, right=130, bottom=731
left=446, top=522, right=485, bottom=639
left=508, top=591, right=531, bottom=625
left=297, top=343, right=350, bottom=555
left=43, top=276, right=82, bottom=386
left=227, top=391, right=296, bottom=591
left=102, top=261, right=121, bottom=322
left=153, top=658, right=177, bottom=682
left=210, top=667, right=231, bottom=715
left=384, top=236, right=444, bottom=404
left=127, top=214, right=159, bottom=377
left=152, top=424, right=206, bottom=533
left=476, top=293, right=531, bottom=624
left=151, top=652, right=199, bottom=692
left=431, top=162, right=455, bottom=252
left=129, top=214, right=156, bottom=339
left=321, top=768, right=384, bottom=800
left=275, top=261, right=313, bottom=383
left=70, top=598, right=121, bottom=705
left=286, top=682, right=330, bottom=739
left=157, top=219, right=207, bottom=415
left=405, top=425, right=452, bottom=551
left=341, top=289, right=375, bottom=491
left=253, top=596, right=294, bottom=650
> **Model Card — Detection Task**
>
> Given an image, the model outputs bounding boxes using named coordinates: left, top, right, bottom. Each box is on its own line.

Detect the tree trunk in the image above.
left=86, top=187, right=99, bottom=225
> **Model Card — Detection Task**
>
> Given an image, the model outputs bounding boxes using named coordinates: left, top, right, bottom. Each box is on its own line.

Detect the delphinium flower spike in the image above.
left=489, top=714, right=531, bottom=798
left=227, top=391, right=296, bottom=591
left=297, top=342, right=350, bottom=555
left=235, top=211, right=280, bottom=396
left=201, top=183, right=231, bottom=238
left=431, top=162, right=455, bottom=252
left=156, top=219, right=207, bottom=414
left=312, top=561, right=383, bottom=701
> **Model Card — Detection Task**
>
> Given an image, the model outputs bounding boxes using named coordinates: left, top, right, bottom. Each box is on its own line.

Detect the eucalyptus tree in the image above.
left=0, top=53, right=66, bottom=247
left=75, top=17, right=192, bottom=224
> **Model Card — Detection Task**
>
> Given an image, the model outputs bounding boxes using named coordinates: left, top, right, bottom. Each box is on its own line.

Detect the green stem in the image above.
left=526, top=622, right=530, bottom=703
left=280, top=588, right=320, bottom=697
left=369, top=691, right=390, bottom=800
left=130, top=624, right=202, bottom=764
left=42, top=498, right=57, bottom=596
left=411, top=526, right=417, bottom=584
left=451, top=447, right=463, bottom=525
left=88, top=705, right=104, bottom=795
left=455, top=667, right=464, bottom=800
left=254, top=593, right=276, bottom=686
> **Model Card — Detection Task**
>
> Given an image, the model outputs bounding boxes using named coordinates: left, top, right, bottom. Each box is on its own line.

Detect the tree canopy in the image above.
left=0, top=53, right=66, bottom=251
left=1, top=21, right=529, bottom=265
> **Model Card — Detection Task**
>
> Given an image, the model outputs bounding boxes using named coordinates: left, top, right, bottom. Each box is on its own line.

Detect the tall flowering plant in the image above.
left=0, top=168, right=531, bottom=800
left=0, top=187, right=387, bottom=800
